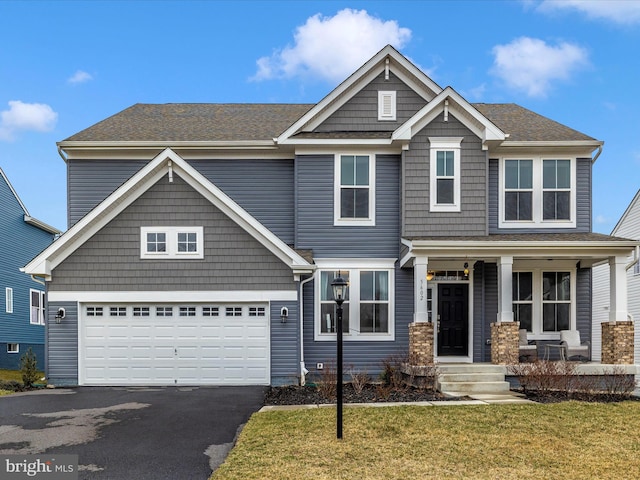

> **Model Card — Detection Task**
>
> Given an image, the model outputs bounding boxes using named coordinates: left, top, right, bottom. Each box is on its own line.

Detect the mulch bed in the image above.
left=265, top=384, right=639, bottom=405
left=265, top=384, right=460, bottom=405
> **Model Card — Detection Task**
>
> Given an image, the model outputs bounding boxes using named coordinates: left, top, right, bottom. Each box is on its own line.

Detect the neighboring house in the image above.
left=1, top=168, right=60, bottom=370
left=23, top=46, right=638, bottom=387
left=592, top=190, right=640, bottom=363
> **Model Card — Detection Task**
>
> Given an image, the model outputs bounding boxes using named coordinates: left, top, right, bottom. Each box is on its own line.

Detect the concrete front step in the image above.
left=438, top=381, right=511, bottom=394
left=436, top=364, right=510, bottom=394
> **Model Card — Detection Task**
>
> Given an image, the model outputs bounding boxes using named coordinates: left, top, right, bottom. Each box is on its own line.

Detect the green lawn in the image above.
left=211, top=402, right=640, bottom=480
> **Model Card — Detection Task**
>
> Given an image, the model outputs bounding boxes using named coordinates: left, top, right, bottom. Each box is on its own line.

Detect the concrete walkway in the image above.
left=259, top=392, right=536, bottom=412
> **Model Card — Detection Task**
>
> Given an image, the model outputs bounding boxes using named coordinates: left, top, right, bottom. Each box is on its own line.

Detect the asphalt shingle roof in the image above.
left=63, top=102, right=597, bottom=144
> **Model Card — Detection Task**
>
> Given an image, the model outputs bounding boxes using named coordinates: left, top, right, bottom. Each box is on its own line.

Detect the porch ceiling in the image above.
left=401, top=233, right=639, bottom=266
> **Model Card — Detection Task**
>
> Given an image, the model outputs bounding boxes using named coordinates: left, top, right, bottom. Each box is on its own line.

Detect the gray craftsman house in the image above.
left=24, top=46, right=638, bottom=386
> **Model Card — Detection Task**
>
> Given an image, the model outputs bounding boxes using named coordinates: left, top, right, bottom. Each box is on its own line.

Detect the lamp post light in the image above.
left=331, top=273, right=348, bottom=440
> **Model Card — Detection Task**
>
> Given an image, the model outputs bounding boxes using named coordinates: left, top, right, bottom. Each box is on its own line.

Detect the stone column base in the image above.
left=409, top=322, right=434, bottom=365
left=602, top=321, right=634, bottom=364
left=491, top=322, right=519, bottom=365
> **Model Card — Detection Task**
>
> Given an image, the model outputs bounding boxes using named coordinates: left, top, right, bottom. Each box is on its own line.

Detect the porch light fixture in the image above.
left=331, top=273, right=348, bottom=440
left=280, top=306, right=289, bottom=323
left=55, top=307, right=65, bottom=324
left=463, top=262, right=469, bottom=277
left=426, top=271, right=434, bottom=281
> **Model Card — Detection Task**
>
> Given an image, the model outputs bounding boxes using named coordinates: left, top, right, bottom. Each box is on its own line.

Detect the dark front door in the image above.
left=437, top=284, right=469, bottom=356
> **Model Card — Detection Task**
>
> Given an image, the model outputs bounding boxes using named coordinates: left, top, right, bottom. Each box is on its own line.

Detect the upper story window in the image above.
left=634, top=260, right=640, bottom=276
left=429, top=137, right=462, bottom=212
left=378, top=91, right=396, bottom=121
left=140, top=226, right=204, bottom=259
left=30, top=289, right=45, bottom=325
left=5, top=287, right=13, bottom=313
left=334, top=154, right=375, bottom=226
left=500, top=157, right=576, bottom=228
left=315, top=261, right=395, bottom=341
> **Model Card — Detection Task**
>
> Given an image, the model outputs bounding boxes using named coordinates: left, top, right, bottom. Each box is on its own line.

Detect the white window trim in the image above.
left=378, top=91, right=396, bottom=121
left=513, top=262, right=576, bottom=340
left=29, top=289, right=45, bottom=326
left=5, top=287, right=13, bottom=313
left=429, top=137, right=463, bottom=212
left=499, top=157, right=577, bottom=229
left=7, top=343, right=19, bottom=354
left=334, top=154, right=376, bottom=226
left=140, top=226, right=204, bottom=259
left=314, top=259, right=395, bottom=342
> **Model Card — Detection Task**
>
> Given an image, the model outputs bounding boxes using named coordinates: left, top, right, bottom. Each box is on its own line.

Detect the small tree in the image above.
left=20, top=348, right=39, bottom=388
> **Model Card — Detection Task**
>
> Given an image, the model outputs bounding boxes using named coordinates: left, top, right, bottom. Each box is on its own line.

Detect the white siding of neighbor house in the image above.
left=592, top=190, right=640, bottom=364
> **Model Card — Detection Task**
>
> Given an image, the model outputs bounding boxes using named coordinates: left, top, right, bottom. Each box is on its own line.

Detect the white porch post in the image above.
left=497, top=256, right=514, bottom=323
left=609, top=255, right=629, bottom=322
left=413, top=256, right=429, bottom=323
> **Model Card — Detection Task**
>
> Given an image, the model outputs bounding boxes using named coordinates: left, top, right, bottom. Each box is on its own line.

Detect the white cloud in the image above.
left=68, top=70, right=93, bottom=85
left=595, top=214, right=609, bottom=224
left=537, top=0, right=640, bottom=25
left=252, top=8, right=411, bottom=83
left=0, top=100, right=58, bottom=141
left=490, top=37, right=589, bottom=97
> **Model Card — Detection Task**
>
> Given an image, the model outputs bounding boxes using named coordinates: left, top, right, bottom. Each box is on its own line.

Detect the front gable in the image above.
left=23, top=149, right=313, bottom=280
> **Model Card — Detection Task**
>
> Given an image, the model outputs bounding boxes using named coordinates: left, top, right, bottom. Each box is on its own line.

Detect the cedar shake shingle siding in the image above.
left=49, top=175, right=295, bottom=292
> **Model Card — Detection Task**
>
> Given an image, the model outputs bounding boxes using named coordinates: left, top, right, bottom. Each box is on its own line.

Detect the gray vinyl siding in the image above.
left=472, top=261, right=487, bottom=362
left=576, top=267, right=591, bottom=344
left=403, top=112, right=487, bottom=237
left=302, top=266, right=413, bottom=379
left=488, top=158, right=592, bottom=234
left=49, top=174, right=295, bottom=292
left=187, top=159, right=294, bottom=244
left=68, top=159, right=147, bottom=228
left=315, top=72, right=427, bottom=132
left=270, top=301, right=299, bottom=385
left=46, top=301, right=78, bottom=385
left=295, top=154, right=400, bottom=258
left=482, top=262, right=498, bottom=362
left=68, top=158, right=295, bottom=243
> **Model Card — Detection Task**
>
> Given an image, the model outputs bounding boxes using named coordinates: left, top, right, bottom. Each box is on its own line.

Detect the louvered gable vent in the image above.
left=378, top=90, right=396, bottom=121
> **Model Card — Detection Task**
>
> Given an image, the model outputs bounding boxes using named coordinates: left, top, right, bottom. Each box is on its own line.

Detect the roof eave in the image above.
left=24, top=215, right=62, bottom=235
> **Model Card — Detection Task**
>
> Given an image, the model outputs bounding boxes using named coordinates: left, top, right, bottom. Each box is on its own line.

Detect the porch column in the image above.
left=491, top=256, right=519, bottom=364
left=409, top=256, right=434, bottom=365
left=609, top=255, right=629, bottom=322
left=413, top=256, right=429, bottom=323
left=496, top=256, right=514, bottom=323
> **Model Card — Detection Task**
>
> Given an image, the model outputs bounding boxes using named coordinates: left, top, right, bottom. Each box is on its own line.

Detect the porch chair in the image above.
left=518, top=329, right=537, bottom=362
left=559, top=330, right=591, bottom=361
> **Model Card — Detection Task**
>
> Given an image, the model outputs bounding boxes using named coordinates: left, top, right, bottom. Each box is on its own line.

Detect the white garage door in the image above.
left=80, top=303, right=270, bottom=385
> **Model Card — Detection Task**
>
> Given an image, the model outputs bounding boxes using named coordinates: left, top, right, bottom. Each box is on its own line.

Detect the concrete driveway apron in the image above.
left=0, top=386, right=266, bottom=479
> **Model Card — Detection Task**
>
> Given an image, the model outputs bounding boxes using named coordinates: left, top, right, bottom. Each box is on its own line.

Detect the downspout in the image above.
left=30, top=275, right=45, bottom=286
left=591, top=144, right=603, bottom=164
left=299, top=273, right=315, bottom=386
left=626, top=245, right=640, bottom=271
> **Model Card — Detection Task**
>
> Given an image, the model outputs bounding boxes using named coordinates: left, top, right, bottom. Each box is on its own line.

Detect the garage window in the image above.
left=180, top=307, right=196, bottom=317
left=156, top=307, right=173, bottom=316
left=110, top=307, right=127, bottom=317
left=133, top=307, right=150, bottom=317
left=249, top=307, right=266, bottom=317
left=226, top=307, right=242, bottom=317
left=87, top=307, right=103, bottom=316
left=202, top=307, right=219, bottom=316
left=140, top=227, right=204, bottom=259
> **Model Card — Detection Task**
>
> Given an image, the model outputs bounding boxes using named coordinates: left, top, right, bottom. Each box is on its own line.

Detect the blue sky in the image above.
left=1, top=0, right=639, bottom=233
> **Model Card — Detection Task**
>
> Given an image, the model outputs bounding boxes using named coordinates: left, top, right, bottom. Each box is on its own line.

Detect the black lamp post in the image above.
left=331, top=273, right=348, bottom=440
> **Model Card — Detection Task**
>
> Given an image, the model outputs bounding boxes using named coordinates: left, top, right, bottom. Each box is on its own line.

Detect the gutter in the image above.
left=591, top=144, right=603, bottom=164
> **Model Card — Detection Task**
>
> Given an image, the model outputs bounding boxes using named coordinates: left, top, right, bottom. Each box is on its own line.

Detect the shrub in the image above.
left=316, top=361, right=337, bottom=401
left=20, top=347, right=39, bottom=388
left=347, top=366, right=369, bottom=395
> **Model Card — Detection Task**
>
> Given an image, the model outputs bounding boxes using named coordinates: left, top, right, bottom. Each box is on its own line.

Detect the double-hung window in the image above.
left=334, top=154, right=375, bottom=226
left=141, top=226, right=204, bottom=259
left=316, top=261, right=394, bottom=341
left=512, top=267, right=574, bottom=337
left=30, top=289, right=45, bottom=325
left=5, top=287, right=13, bottom=313
left=429, top=137, right=462, bottom=212
left=500, top=157, right=575, bottom=228
left=504, top=160, right=533, bottom=221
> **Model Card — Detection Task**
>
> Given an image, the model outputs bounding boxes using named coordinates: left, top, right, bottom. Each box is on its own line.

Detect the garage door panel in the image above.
left=82, top=303, right=270, bottom=385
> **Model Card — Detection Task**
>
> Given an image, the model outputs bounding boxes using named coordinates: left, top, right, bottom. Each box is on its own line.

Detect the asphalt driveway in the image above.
left=0, top=386, right=266, bottom=479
